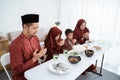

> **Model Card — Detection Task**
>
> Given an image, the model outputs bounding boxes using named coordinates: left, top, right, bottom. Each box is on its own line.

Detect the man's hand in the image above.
left=32, top=48, right=47, bottom=62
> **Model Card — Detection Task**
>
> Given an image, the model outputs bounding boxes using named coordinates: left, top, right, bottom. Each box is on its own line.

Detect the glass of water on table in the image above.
left=53, top=54, right=59, bottom=61
left=63, top=49, right=68, bottom=57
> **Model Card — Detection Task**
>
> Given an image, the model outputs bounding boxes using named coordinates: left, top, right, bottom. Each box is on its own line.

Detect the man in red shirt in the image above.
left=10, top=14, right=47, bottom=80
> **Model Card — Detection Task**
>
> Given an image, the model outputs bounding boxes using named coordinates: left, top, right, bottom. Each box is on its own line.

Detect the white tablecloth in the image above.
left=25, top=40, right=111, bottom=80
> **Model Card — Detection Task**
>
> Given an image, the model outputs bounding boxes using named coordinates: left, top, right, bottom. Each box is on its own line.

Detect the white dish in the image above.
left=73, top=45, right=86, bottom=52
left=67, top=50, right=80, bottom=56
left=48, top=61, right=72, bottom=74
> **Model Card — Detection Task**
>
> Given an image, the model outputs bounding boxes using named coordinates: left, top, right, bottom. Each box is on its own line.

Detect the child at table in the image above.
left=44, top=27, right=64, bottom=61
left=62, top=29, right=77, bottom=51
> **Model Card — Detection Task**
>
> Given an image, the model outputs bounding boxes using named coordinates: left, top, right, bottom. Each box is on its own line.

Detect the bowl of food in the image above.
left=85, top=49, right=94, bottom=57
left=68, top=51, right=81, bottom=64
left=68, top=56, right=81, bottom=64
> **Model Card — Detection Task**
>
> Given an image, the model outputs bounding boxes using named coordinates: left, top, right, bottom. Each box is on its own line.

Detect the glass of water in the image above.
left=63, top=49, right=68, bottom=57
left=53, top=54, right=59, bottom=61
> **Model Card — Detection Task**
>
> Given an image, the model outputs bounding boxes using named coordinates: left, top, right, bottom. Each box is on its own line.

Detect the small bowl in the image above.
left=68, top=56, right=81, bottom=64
left=85, top=49, right=94, bottom=57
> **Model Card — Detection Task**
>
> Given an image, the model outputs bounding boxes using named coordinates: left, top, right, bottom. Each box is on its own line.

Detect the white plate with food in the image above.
left=86, top=40, right=94, bottom=43
left=48, top=61, right=72, bottom=74
left=93, top=45, right=101, bottom=51
left=68, top=50, right=80, bottom=56
left=67, top=50, right=81, bottom=63
left=73, top=45, right=86, bottom=52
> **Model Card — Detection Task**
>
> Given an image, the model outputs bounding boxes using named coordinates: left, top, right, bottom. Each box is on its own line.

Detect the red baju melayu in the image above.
left=10, top=33, right=41, bottom=80
left=62, top=38, right=74, bottom=51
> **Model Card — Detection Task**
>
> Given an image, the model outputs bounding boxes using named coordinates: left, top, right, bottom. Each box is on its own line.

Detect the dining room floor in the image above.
left=76, top=68, right=120, bottom=80
left=0, top=44, right=120, bottom=80
left=96, top=43, right=120, bottom=76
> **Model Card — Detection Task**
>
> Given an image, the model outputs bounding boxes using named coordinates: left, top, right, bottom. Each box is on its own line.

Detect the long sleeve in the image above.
left=73, top=27, right=90, bottom=44
left=45, top=44, right=61, bottom=61
left=61, top=39, right=73, bottom=51
left=10, top=33, right=41, bottom=80
left=10, top=45, right=38, bottom=76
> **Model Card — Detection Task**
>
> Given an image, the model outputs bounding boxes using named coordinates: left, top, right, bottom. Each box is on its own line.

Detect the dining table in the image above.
left=25, top=40, right=112, bottom=80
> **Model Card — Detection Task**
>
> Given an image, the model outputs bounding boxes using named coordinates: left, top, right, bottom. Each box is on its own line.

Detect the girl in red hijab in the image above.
left=44, top=27, right=64, bottom=61
left=73, top=19, right=89, bottom=44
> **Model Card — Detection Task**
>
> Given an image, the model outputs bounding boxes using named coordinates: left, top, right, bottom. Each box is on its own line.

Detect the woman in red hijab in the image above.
left=74, top=19, right=96, bottom=74
left=44, top=27, right=64, bottom=61
left=73, top=19, right=89, bottom=44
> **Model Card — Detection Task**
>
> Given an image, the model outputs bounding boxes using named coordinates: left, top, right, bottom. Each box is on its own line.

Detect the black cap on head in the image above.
left=21, top=14, right=39, bottom=24
left=65, top=29, right=73, bottom=36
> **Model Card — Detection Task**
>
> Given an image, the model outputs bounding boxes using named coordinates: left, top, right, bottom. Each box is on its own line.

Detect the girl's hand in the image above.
left=85, top=32, right=89, bottom=39
left=58, top=40, right=64, bottom=46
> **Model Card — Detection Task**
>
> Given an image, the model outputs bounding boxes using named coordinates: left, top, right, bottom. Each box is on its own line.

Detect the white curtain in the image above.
left=59, top=0, right=120, bottom=44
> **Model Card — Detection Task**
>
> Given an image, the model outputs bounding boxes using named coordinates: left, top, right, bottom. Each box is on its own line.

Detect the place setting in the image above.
left=48, top=39, right=103, bottom=71
left=48, top=52, right=72, bottom=75
left=48, top=40, right=102, bottom=75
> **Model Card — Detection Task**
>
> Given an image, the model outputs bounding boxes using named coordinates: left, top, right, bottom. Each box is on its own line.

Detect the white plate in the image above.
left=73, top=45, right=86, bottom=52
left=67, top=50, right=80, bottom=56
left=48, top=61, right=72, bottom=74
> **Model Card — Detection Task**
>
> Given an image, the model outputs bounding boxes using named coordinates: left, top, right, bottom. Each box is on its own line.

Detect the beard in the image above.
left=29, top=33, right=36, bottom=37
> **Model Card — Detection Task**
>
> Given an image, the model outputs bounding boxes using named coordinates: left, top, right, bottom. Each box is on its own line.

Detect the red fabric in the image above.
left=10, top=33, right=41, bottom=80
left=82, top=64, right=96, bottom=75
left=73, top=19, right=90, bottom=44
left=62, top=38, right=73, bottom=51
left=87, top=64, right=96, bottom=71
left=44, top=27, right=63, bottom=61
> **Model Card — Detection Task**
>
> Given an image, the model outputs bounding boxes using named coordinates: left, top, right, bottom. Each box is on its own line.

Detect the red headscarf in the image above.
left=73, top=19, right=90, bottom=44
left=44, top=27, right=62, bottom=48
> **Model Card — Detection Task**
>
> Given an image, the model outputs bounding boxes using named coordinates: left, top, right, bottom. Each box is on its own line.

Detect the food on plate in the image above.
left=68, top=56, right=81, bottom=64
left=93, top=46, right=101, bottom=50
left=83, top=45, right=88, bottom=49
left=69, top=57, right=78, bottom=62
left=53, top=62, right=71, bottom=72
left=70, top=52, right=79, bottom=55
left=86, top=40, right=94, bottom=43
left=85, top=49, right=94, bottom=57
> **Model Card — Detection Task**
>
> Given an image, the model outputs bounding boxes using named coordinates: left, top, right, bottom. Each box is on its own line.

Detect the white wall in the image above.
left=59, top=0, right=120, bottom=44
left=0, top=0, right=59, bottom=37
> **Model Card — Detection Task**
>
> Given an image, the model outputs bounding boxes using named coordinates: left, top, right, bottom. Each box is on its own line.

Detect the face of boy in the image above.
left=67, top=33, right=73, bottom=40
